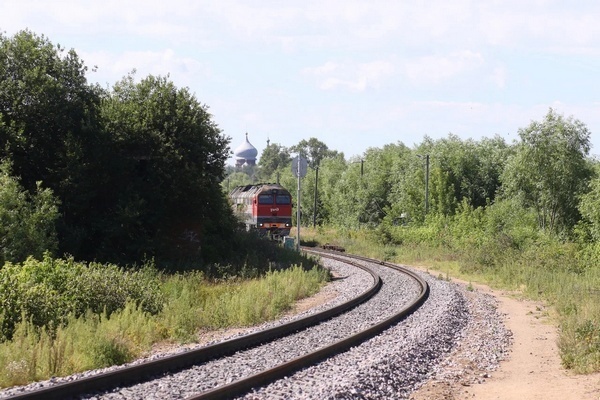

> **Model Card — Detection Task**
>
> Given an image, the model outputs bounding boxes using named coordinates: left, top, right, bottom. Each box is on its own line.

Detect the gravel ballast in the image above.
left=240, top=256, right=511, bottom=399
left=0, top=256, right=512, bottom=400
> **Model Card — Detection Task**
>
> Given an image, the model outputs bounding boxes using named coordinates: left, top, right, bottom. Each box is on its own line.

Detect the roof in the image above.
left=234, top=133, right=258, bottom=160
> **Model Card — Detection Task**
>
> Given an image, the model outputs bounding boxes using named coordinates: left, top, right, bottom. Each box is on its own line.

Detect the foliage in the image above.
left=0, top=160, right=59, bottom=265
left=202, top=230, right=320, bottom=279
left=0, top=30, right=105, bottom=194
left=577, top=162, right=600, bottom=242
left=0, top=255, right=164, bottom=341
left=221, top=171, right=254, bottom=194
left=315, top=155, right=348, bottom=224
left=0, top=30, right=237, bottom=267
left=97, top=72, right=235, bottom=265
left=432, top=134, right=510, bottom=211
left=0, top=262, right=330, bottom=387
left=289, top=137, right=339, bottom=168
left=386, top=135, right=510, bottom=222
left=0, top=302, right=160, bottom=386
left=159, top=265, right=329, bottom=340
left=501, top=108, right=592, bottom=233
left=258, top=142, right=291, bottom=181
left=0, top=30, right=113, bottom=261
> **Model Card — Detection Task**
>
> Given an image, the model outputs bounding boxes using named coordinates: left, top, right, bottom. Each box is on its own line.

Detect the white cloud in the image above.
left=81, top=49, right=211, bottom=88
left=303, top=60, right=394, bottom=92
left=304, top=61, right=339, bottom=76
left=6, top=0, right=600, bottom=55
left=403, top=51, right=485, bottom=85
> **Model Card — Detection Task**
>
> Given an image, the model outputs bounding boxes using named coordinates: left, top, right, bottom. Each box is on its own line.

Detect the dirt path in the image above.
left=460, top=290, right=599, bottom=400
left=412, top=271, right=600, bottom=400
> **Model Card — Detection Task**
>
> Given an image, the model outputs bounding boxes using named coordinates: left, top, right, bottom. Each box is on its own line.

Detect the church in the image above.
left=233, top=133, right=258, bottom=168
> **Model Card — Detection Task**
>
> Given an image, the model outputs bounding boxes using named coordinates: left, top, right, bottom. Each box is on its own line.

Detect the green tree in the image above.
left=290, top=137, right=338, bottom=168
left=433, top=135, right=508, bottom=210
left=0, top=160, right=59, bottom=264
left=501, top=109, right=592, bottom=233
left=258, top=142, right=291, bottom=181
left=99, top=73, right=234, bottom=265
left=0, top=30, right=105, bottom=192
left=222, top=171, right=254, bottom=193
left=577, top=162, right=600, bottom=241
left=313, top=154, right=347, bottom=224
left=0, top=30, right=112, bottom=259
left=388, top=148, right=433, bottom=224
left=385, top=135, right=510, bottom=224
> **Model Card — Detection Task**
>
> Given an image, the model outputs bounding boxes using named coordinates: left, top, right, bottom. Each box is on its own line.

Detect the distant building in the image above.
left=234, top=133, right=258, bottom=167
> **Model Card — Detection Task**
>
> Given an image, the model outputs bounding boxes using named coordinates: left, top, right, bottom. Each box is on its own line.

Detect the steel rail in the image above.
left=186, top=249, right=430, bottom=400
left=5, top=256, right=381, bottom=400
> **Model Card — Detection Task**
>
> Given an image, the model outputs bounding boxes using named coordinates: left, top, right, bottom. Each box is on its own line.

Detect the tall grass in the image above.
left=0, top=263, right=330, bottom=388
left=301, top=224, right=600, bottom=374
left=158, top=265, right=329, bottom=341
left=0, top=303, right=159, bottom=387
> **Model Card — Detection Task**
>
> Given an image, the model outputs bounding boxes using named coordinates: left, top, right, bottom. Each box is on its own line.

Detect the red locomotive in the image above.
left=229, top=183, right=293, bottom=238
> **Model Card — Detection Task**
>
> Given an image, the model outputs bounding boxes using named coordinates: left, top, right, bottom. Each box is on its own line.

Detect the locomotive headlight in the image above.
left=259, top=223, right=264, bottom=227
left=285, top=223, right=291, bottom=227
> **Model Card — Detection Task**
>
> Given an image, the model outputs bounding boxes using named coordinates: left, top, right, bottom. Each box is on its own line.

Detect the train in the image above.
left=229, top=183, right=293, bottom=239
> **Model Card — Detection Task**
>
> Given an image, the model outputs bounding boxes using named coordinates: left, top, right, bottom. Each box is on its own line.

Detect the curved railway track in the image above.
left=2, top=250, right=429, bottom=400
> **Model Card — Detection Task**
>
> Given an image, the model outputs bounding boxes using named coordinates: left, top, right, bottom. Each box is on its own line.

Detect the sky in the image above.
left=3, top=1, right=600, bottom=163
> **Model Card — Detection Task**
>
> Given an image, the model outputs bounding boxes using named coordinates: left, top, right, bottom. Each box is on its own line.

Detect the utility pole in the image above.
left=313, top=166, right=319, bottom=228
left=425, top=154, right=429, bottom=214
left=292, top=155, right=307, bottom=251
left=297, top=158, right=301, bottom=250
left=418, top=154, right=430, bottom=214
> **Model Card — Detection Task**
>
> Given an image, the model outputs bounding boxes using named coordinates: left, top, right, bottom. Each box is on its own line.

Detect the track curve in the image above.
left=189, top=250, right=429, bottom=399
left=2, top=254, right=382, bottom=400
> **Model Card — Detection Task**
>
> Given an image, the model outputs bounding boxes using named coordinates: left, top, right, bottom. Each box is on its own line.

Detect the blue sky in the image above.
left=4, top=1, right=600, bottom=163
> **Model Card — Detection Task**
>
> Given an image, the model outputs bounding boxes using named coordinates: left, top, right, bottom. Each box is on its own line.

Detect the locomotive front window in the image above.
left=258, top=194, right=273, bottom=204
left=276, top=195, right=291, bottom=205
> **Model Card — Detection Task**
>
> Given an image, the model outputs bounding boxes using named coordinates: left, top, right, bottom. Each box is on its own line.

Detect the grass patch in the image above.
left=0, top=260, right=330, bottom=388
left=301, top=225, right=600, bottom=374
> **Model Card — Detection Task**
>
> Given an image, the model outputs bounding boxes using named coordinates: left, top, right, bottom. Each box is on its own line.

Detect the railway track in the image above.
left=2, top=250, right=429, bottom=400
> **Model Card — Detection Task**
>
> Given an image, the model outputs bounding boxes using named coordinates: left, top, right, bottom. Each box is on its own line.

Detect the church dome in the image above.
left=234, top=133, right=258, bottom=166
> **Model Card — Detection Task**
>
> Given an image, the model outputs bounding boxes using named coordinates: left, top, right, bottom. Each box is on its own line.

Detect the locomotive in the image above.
left=229, top=183, right=293, bottom=239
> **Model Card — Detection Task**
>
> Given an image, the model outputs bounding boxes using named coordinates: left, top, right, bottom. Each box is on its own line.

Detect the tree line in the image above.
left=3, top=29, right=600, bottom=271
left=0, top=30, right=236, bottom=267
left=229, top=109, right=600, bottom=249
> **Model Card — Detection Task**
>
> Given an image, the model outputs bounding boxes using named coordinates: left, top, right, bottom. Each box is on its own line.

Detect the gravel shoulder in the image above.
left=4, top=260, right=597, bottom=399
left=409, top=267, right=600, bottom=400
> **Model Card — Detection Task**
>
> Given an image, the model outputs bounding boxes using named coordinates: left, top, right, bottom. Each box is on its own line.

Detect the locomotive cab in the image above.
left=229, top=183, right=293, bottom=239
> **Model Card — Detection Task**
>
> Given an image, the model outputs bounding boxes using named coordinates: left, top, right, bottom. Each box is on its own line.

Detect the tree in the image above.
left=289, top=137, right=338, bottom=168
left=258, top=142, right=290, bottom=181
left=577, top=162, right=600, bottom=241
left=0, top=160, right=59, bottom=264
left=0, top=30, right=112, bottom=259
left=0, top=31, right=237, bottom=266
left=313, top=154, right=347, bottom=224
left=222, top=171, right=254, bottom=192
left=0, top=30, right=104, bottom=191
left=99, top=73, right=234, bottom=264
left=501, top=109, right=592, bottom=233
left=426, top=134, right=510, bottom=214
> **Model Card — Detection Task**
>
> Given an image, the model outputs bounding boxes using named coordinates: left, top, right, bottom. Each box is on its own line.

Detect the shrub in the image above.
left=0, top=160, right=59, bottom=265
left=0, top=255, right=164, bottom=341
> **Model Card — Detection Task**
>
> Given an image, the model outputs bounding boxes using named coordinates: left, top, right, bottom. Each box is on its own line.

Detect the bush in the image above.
left=0, top=255, right=164, bottom=341
left=0, top=160, right=59, bottom=265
